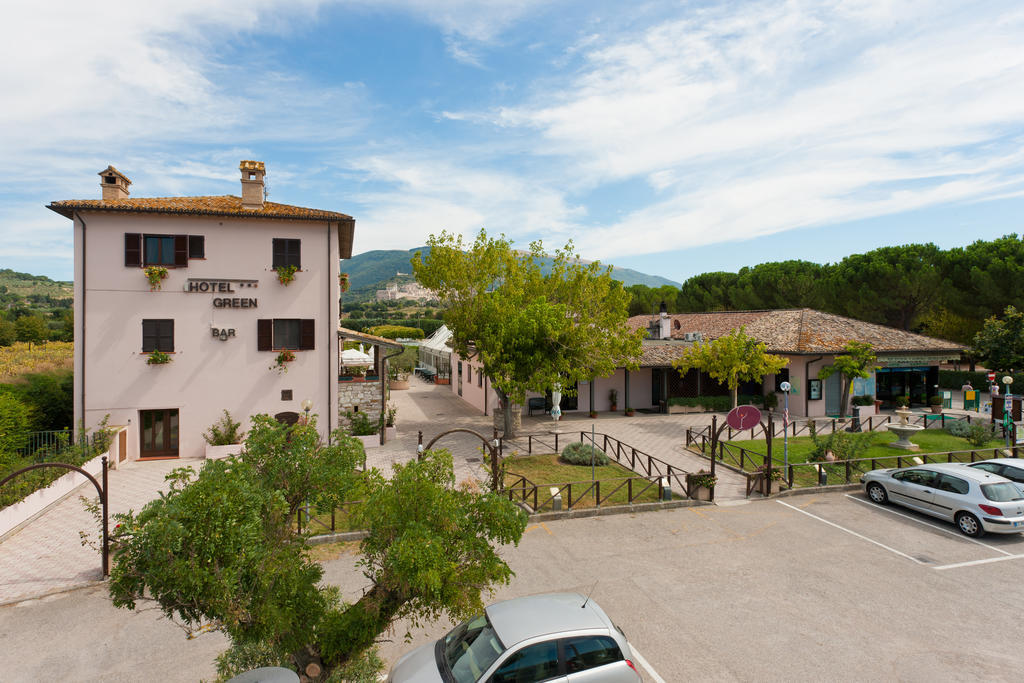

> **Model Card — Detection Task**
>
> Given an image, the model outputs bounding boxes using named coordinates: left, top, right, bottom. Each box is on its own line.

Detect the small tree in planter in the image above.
left=144, top=266, right=168, bottom=291
left=204, top=410, right=245, bottom=446
left=624, top=405, right=635, bottom=417
left=929, top=394, right=944, bottom=414
left=608, top=388, right=618, bottom=411
left=688, top=470, right=717, bottom=501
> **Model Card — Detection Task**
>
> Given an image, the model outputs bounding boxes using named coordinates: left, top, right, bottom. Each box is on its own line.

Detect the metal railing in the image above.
left=504, top=472, right=666, bottom=513
left=522, top=430, right=693, bottom=498
left=295, top=500, right=364, bottom=536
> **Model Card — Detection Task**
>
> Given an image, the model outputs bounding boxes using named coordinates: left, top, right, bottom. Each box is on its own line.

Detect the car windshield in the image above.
left=443, top=613, right=505, bottom=683
left=981, top=482, right=1024, bottom=502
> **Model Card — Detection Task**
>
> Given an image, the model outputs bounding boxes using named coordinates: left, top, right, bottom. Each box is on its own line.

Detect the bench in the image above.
left=527, top=397, right=547, bottom=416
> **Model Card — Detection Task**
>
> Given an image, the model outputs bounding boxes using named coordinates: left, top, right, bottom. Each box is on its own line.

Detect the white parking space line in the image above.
left=934, top=554, right=1024, bottom=571
left=845, top=494, right=1015, bottom=557
left=629, top=645, right=666, bottom=683
left=776, top=500, right=926, bottom=565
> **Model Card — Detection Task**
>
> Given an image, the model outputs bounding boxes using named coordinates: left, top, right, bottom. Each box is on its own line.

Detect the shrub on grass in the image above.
left=560, top=442, right=609, bottom=466
left=966, top=422, right=999, bottom=447
left=945, top=419, right=971, bottom=438
left=809, top=430, right=876, bottom=462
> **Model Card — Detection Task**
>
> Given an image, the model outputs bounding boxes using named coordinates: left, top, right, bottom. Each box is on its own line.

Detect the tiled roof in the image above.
left=47, top=195, right=353, bottom=222
left=239, top=160, right=265, bottom=172
left=630, top=308, right=965, bottom=357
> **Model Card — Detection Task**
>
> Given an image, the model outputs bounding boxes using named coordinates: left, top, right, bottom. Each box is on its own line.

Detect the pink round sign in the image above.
left=727, top=405, right=762, bottom=430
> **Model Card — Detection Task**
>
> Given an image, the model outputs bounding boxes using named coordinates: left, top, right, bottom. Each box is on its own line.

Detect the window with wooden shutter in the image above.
left=272, top=238, right=301, bottom=269
left=142, top=319, right=174, bottom=352
left=257, top=319, right=273, bottom=351
left=300, top=319, right=315, bottom=350
left=188, top=235, right=205, bottom=259
left=125, top=233, right=142, bottom=267
left=174, top=235, right=188, bottom=266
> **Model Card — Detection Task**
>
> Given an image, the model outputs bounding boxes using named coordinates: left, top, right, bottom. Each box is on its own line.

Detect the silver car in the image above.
left=969, top=458, right=1024, bottom=492
left=861, top=462, right=1024, bottom=537
left=387, top=592, right=642, bottom=683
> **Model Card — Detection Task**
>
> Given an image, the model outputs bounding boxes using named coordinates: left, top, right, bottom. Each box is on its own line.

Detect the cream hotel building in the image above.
left=48, top=161, right=354, bottom=460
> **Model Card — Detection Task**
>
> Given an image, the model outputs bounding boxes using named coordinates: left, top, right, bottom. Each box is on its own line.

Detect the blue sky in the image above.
left=2, top=0, right=1023, bottom=284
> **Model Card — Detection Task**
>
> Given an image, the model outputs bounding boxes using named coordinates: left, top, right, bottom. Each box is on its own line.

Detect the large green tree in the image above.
left=105, top=415, right=527, bottom=680
left=972, top=306, right=1024, bottom=373
left=671, top=326, right=789, bottom=408
left=412, top=230, right=644, bottom=437
left=817, top=341, right=877, bottom=418
left=676, top=271, right=740, bottom=311
left=825, top=244, right=943, bottom=330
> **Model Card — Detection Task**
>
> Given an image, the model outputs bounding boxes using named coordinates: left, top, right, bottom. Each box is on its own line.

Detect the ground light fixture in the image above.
left=779, top=381, right=792, bottom=479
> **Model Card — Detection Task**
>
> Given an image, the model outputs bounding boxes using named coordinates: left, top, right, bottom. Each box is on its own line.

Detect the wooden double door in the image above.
left=140, top=408, right=179, bottom=458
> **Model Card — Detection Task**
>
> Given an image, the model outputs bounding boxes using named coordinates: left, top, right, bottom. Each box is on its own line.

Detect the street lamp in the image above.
left=1003, top=376, right=1014, bottom=447
left=300, top=398, right=313, bottom=423
left=779, top=382, right=791, bottom=476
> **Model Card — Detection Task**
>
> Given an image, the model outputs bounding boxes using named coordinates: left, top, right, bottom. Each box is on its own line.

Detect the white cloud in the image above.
left=452, top=0, right=1024, bottom=258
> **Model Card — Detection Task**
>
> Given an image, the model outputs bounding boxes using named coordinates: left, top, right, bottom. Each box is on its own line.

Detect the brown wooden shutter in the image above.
left=174, top=235, right=188, bottom=266
left=300, top=319, right=315, bottom=350
left=188, top=235, right=205, bottom=259
left=257, top=319, right=273, bottom=351
left=125, top=233, right=141, bottom=266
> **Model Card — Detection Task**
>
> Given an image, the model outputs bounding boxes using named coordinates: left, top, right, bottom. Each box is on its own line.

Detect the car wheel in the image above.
left=956, top=512, right=985, bottom=538
left=866, top=483, right=888, bottom=504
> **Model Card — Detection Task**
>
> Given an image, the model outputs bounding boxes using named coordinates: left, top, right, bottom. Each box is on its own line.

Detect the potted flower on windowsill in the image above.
left=275, top=264, right=298, bottom=285
left=144, top=266, right=168, bottom=291
left=339, top=272, right=350, bottom=293
left=146, top=349, right=171, bottom=365
left=270, top=348, right=296, bottom=373
left=687, top=470, right=717, bottom=501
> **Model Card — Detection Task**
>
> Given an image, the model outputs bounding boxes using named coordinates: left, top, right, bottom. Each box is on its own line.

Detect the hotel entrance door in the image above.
left=140, top=408, right=179, bottom=458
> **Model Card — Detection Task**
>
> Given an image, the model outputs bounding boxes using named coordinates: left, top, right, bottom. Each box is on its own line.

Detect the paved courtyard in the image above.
left=4, top=489, right=1023, bottom=681
left=0, top=378, right=990, bottom=606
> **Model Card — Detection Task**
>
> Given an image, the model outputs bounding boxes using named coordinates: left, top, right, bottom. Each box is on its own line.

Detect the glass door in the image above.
left=140, top=408, right=179, bottom=458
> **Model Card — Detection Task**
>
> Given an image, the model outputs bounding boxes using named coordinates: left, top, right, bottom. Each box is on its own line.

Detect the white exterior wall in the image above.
left=74, top=212, right=340, bottom=460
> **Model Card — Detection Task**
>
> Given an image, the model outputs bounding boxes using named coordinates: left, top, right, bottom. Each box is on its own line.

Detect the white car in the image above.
left=387, top=593, right=642, bottom=683
left=969, top=458, right=1024, bottom=492
left=861, top=462, right=1024, bottom=537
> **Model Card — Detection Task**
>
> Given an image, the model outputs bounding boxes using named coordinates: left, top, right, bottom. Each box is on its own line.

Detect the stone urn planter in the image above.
left=390, top=379, right=410, bottom=390
left=205, top=443, right=243, bottom=460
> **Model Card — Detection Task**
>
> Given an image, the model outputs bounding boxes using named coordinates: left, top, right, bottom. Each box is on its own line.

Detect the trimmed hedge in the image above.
left=341, top=318, right=444, bottom=336
left=365, top=325, right=425, bottom=340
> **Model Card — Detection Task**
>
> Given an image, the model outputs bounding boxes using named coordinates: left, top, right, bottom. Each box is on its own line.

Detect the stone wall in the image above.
left=339, top=380, right=384, bottom=423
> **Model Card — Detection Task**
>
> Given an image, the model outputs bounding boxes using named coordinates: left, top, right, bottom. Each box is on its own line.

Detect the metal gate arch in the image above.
left=423, top=428, right=502, bottom=491
left=0, top=457, right=110, bottom=577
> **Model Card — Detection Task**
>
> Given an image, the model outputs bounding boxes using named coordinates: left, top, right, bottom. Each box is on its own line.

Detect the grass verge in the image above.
left=502, top=453, right=661, bottom=511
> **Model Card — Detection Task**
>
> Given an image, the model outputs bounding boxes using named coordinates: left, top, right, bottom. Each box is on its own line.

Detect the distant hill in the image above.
left=341, top=248, right=680, bottom=291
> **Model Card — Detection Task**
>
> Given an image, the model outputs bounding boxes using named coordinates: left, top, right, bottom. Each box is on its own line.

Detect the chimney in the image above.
left=658, top=301, right=670, bottom=340
left=98, top=166, right=131, bottom=200
left=239, top=160, right=266, bottom=210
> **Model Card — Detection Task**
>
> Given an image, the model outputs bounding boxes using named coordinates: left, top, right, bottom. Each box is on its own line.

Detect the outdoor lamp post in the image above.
left=300, top=398, right=313, bottom=423
left=780, top=382, right=791, bottom=475
left=1003, top=376, right=1014, bottom=447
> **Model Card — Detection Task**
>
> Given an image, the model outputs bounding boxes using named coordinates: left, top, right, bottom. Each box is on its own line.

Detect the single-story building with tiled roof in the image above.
left=619, top=307, right=965, bottom=417
left=443, top=307, right=965, bottom=420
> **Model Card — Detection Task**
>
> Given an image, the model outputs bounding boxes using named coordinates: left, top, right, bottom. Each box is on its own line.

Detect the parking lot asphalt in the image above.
left=3, top=489, right=1023, bottom=681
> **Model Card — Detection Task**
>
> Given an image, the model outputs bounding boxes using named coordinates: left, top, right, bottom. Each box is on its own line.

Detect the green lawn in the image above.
left=502, top=453, right=661, bottom=511
left=715, top=429, right=1008, bottom=488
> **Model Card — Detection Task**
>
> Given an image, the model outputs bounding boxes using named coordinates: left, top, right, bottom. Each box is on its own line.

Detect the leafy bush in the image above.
left=809, top=430, right=877, bottom=462
left=560, top=441, right=609, bottom=466
left=945, top=419, right=972, bottom=438
left=966, top=422, right=999, bottom=447
left=929, top=395, right=943, bottom=406
left=939, top=370, right=1024, bottom=390
left=0, top=393, right=32, bottom=456
left=0, top=369, right=73, bottom=431
left=204, top=410, right=245, bottom=446
left=345, top=411, right=379, bottom=436
left=667, top=395, right=764, bottom=411
left=851, top=394, right=875, bottom=406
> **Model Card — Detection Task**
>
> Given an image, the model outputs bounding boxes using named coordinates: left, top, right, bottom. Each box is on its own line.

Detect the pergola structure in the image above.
left=337, top=326, right=404, bottom=444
